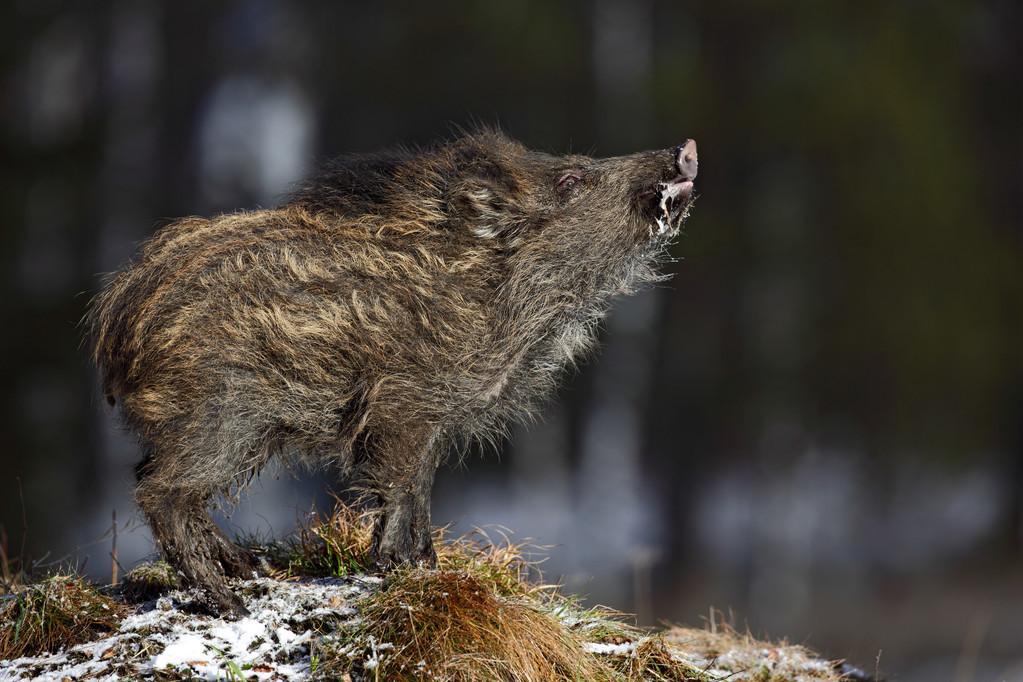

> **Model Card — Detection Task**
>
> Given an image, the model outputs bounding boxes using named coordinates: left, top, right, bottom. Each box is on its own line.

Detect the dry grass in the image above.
left=0, top=575, right=125, bottom=659
left=662, top=625, right=843, bottom=681
left=342, top=566, right=608, bottom=681
left=306, top=509, right=607, bottom=680
left=607, top=637, right=709, bottom=681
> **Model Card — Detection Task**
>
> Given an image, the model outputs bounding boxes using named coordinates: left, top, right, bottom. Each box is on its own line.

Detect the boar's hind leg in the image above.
left=370, top=427, right=442, bottom=569
left=135, top=454, right=250, bottom=616
left=203, top=516, right=260, bottom=579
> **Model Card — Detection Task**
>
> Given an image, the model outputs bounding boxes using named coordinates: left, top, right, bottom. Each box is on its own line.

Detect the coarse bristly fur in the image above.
left=85, top=127, right=699, bottom=616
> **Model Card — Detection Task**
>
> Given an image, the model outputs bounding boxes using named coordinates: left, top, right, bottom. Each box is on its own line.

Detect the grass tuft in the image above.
left=662, top=624, right=842, bottom=681
left=611, top=637, right=710, bottom=681
left=0, top=575, right=125, bottom=659
left=434, top=526, right=549, bottom=599
left=341, top=566, right=607, bottom=681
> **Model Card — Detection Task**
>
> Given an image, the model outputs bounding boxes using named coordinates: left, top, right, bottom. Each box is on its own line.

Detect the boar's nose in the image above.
left=674, top=139, right=698, bottom=180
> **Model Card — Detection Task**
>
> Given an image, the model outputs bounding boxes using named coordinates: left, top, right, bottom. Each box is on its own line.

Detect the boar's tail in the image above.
left=85, top=246, right=177, bottom=404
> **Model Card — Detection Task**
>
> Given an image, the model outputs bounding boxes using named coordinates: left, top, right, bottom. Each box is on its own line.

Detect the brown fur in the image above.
left=86, top=129, right=697, bottom=615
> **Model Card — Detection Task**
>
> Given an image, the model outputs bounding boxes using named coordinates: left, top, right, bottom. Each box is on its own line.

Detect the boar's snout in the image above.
left=674, top=139, right=698, bottom=181
left=648, top=138, right=697, bottom=238
left=671, top=139, right=698, bottom=203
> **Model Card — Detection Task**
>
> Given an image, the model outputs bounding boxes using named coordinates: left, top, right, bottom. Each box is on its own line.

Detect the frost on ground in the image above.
left=0, top=572, right=851, bottom=682
left=0, top=576, right=375, bottom=681
left=649, top=628, right=841, bottom=681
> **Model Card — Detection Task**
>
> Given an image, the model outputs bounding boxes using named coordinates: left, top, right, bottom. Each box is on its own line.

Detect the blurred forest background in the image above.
left=1, top=1, right=1020, bottom=679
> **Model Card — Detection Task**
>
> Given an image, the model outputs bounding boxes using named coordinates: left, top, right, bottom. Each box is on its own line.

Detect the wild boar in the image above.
left=87, top=129, right=698, bottom=614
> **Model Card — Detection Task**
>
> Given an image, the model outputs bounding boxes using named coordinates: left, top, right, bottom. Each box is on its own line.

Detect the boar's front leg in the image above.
left=370, top=426, right=441, bottom=568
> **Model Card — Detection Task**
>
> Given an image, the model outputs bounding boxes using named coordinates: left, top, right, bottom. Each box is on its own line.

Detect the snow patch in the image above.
left=0, top=576, right=371, bottom=681
left=583, top=641, right=637, bottom=656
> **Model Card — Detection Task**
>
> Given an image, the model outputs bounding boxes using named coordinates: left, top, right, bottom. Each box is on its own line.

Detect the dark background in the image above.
left=1, top=1, right=1020, bottom=679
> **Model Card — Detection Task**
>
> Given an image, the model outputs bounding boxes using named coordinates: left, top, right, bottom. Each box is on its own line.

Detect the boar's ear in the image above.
left=446, top=179, right=530, bottom=243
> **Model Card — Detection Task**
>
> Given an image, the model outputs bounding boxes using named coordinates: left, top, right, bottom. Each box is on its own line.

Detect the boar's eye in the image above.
left=556, top=171, right=583, bottom=191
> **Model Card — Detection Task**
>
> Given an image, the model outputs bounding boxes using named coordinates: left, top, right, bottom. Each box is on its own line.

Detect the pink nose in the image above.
left=676, top=139, right=698, bottom=180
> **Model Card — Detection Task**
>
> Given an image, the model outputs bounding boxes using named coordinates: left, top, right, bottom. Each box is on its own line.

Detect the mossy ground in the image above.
left=0, top=504, right=854, bottom=681
left=120, top=560, right=180, bottom=603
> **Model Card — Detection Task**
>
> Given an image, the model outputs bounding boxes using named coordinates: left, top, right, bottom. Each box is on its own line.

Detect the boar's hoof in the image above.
left=374, top=527, right=437, bottom=570
left=375, top=549, right=437, bottom=570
